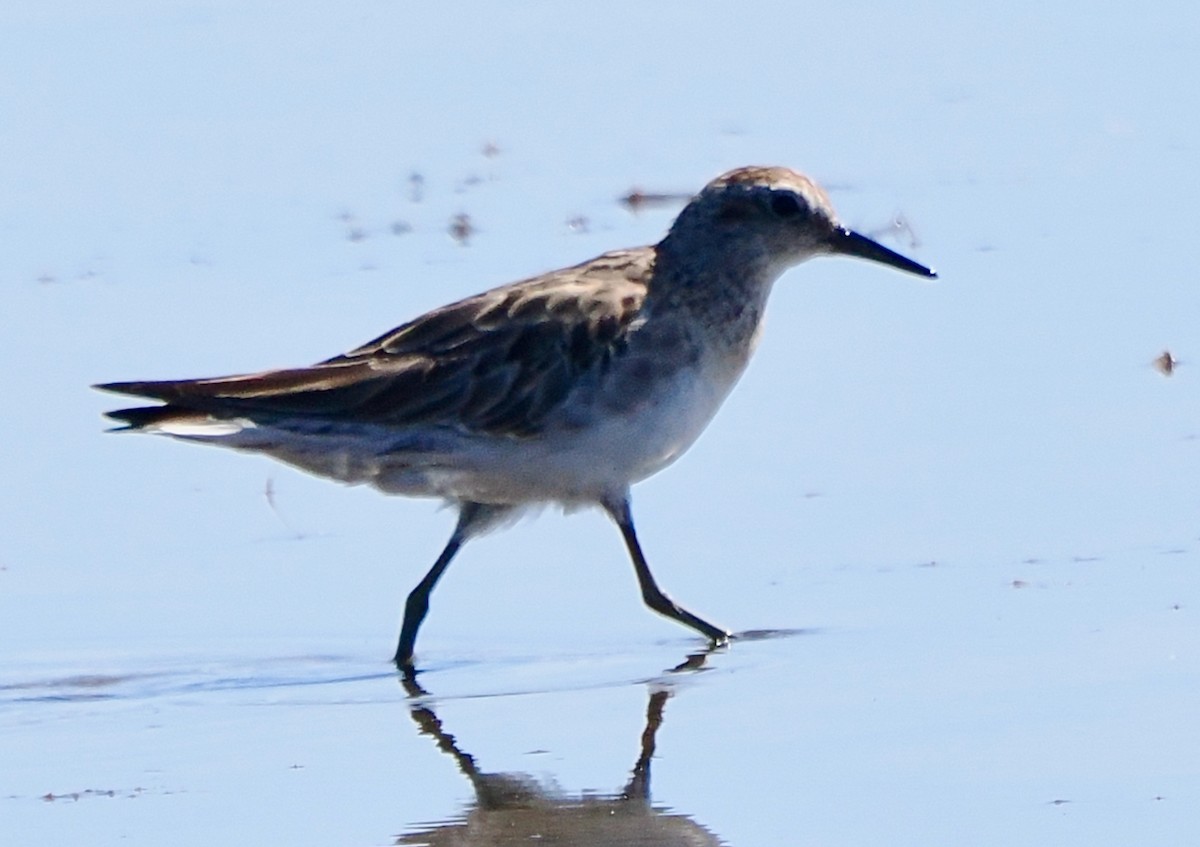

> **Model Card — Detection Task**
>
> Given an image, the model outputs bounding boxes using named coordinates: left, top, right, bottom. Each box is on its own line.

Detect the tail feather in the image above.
left=102, top=404, right=247, bottom=436
left=104, top=405, right=191, bottom=429
left=95, top=361, right=373, bottom=400
left=92, top=360, right=404, bottom=418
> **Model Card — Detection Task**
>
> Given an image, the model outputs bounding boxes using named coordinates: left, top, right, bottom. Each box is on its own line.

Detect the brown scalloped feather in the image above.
left=96, top=249, right=654, bottom=438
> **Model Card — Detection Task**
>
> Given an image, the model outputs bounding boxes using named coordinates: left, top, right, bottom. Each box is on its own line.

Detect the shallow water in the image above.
left=3, top=1, right=1200, bottom=844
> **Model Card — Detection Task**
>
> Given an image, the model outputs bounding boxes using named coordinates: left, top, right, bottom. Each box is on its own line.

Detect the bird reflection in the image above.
left=396, top=649, right=724, bottom=847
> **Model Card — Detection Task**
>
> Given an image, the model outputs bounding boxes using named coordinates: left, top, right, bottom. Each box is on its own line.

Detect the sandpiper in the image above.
left=96, top=166, right=936, bottom=672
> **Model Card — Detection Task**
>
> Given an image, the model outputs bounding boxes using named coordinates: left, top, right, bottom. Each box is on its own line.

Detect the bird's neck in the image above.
left=648, top=237, right=780, bottom=350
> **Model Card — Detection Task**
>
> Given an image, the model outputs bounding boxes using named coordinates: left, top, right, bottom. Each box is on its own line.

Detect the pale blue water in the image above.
left=2, top=2, right=1198, bottom=844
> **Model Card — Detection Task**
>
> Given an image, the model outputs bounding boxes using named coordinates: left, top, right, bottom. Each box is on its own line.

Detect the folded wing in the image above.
left=97, top=249, right=654, bottom=438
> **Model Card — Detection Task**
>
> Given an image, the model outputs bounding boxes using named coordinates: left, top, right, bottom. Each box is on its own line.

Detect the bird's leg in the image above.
left=395, top=537, right=462, bottom=673
left=394, top=501, right=491, bottom=674
left=603, top=494, right=731, bottom=644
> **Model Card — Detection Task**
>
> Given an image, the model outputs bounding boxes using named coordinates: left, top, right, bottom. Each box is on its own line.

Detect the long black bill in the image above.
left=833, top=226, right=937, bottom=278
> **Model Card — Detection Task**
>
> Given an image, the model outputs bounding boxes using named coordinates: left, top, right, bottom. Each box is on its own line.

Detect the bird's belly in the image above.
left=211, top=356, right=749, bottom=507
left=410, top=364, right=737, bottom=505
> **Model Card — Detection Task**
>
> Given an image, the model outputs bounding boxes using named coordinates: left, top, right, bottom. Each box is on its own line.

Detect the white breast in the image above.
left=407, top=347, right=749, bottom=506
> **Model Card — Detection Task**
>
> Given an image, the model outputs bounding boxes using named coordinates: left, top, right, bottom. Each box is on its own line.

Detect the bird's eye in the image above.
left=770, top=193, right=805, bottom=219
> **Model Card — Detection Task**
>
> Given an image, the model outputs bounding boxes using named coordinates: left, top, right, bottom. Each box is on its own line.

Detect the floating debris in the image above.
left=335, top=211, right=366, bottom=242
left=448, top=213, right=474, bottom=245
left=619, top=187, right=693, bottom=213
left=456, top=173, right=484, bottom=192
left=264, top=477, right=305, bottom=539
left=1153, top=349, right=1178, bottom=376
left=408, top=172, right=425, bottom=203
left=42, top=787, right=148, bottom=802
left=869, top=213, right=922, bottom=248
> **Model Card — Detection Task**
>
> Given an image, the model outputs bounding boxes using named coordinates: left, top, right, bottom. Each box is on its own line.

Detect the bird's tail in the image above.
left=101, top=404, right=248, bottom=437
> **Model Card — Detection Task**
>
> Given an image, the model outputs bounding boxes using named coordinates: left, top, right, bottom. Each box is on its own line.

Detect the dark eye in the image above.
left=770, top=193, right=805, bottom=219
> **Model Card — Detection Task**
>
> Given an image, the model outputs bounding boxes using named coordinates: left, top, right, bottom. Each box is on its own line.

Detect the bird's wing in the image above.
left=97, top=248, right=654, bottom=437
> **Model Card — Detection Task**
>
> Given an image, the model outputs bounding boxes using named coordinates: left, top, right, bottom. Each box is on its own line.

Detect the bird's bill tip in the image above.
left=833, top=227, right=937, bottom=279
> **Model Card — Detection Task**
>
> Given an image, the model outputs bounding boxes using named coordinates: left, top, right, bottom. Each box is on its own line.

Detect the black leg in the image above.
left=603, top=494, right=730, bottom=644
left=394, top=501, right=493, bottom=673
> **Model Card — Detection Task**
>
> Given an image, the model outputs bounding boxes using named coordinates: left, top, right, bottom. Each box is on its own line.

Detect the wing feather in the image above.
left=96, top=248, right=655, bottom=438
